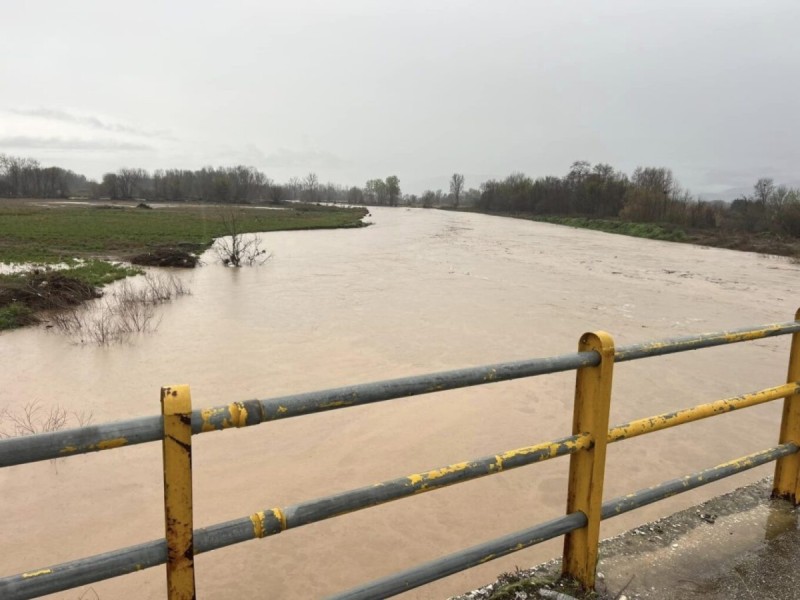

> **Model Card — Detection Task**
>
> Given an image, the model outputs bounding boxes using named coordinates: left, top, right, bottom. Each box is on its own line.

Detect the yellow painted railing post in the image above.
left=161, top=385, right=196, bottom=600
left=773, top=308, right=800, bottom=504
left=562, top=331, right=615, bottom=590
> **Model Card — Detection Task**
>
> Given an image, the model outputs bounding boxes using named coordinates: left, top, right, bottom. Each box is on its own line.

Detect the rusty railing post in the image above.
left=161, top=385, right=196, bottom=600
left=773, top=308, right=800, bottom=504
left=562, top=331, right=615, bottom=589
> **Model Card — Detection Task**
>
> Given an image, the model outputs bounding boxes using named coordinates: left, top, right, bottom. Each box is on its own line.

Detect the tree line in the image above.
left=0, top=154, right=404, bottom=207
left=0, top=155, right=90, bottom=199
left=1, top=152, right=798, bottom=237
left=465, top=162, right=800, bottom=237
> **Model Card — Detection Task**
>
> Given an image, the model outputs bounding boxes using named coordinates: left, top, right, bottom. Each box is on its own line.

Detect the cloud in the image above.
left=255, top=146, right=351, bottom=169
left=0, top=136, right=153, bottom=151
left=6, top=108, right=170, bottom=139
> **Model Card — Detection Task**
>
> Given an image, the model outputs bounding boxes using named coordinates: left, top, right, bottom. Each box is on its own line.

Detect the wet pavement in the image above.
left=456, top=477, right=799, bottom=600
left=597, top=477, right=799, bottom=600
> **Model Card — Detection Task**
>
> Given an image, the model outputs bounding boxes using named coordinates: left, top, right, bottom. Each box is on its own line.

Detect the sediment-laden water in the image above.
left=1, top=207, right=797, bottom=599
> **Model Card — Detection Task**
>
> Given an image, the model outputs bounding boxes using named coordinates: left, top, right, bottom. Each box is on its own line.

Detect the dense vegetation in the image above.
left=468, top=162, right=800, bottom=240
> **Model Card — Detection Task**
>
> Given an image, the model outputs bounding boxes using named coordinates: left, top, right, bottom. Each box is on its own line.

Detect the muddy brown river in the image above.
left=1, top=207, right=798, bottom=599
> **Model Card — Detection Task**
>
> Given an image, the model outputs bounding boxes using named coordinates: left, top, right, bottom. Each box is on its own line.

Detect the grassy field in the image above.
left=454, top=208, right=800, bottom=258
left=529, top=215, right=687, bottom=242
left=0, top=201, right=368, bottom=264
left=0, top=200, right=368, bottom=330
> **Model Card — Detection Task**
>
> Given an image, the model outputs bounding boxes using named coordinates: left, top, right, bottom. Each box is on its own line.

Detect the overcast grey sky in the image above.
left=2, top=0, right=798, bottom=196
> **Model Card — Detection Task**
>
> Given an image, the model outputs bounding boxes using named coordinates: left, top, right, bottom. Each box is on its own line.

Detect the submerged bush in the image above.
left=50, top=273, right=191, bottom=345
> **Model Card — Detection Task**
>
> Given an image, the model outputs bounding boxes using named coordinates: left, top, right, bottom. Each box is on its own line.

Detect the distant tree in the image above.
left=779, top=196, right=800, bottom=237
left=450, top=173, right=465, bottom=208
left=463, top=188, right=481, bottom=207
left=386, top=175, right=400, bottom=207
left=365, top=179, right=388, bottom=205
left=347, top=186, right=364, bottom=205
left=286, top=176, right=302, bottom=200
left=116, top=168, right=148, bottom=199
left=626, top=166, right=675, bottom=220
left=101, top=173, right=120, bottom=199
left=267, top=183, right=285, bottom=204
left=631, top=166, right=674, bottom=196
left=753, top=178, right=775, bottom=206
left=303, top=172, right=319, bottom=203
left=322, top=183, right=339, bottom=204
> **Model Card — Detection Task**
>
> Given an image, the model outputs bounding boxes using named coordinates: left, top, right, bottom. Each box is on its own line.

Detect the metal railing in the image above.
left=1, top=309, right=799, bottom=599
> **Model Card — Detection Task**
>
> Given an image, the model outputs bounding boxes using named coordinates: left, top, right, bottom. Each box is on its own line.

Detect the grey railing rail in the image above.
left=2, top=319, right=798, bottom=469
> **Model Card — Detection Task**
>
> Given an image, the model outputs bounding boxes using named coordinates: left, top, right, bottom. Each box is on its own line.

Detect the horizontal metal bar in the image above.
left=284, top=433, right=591, bottom=528
left=326, top=512, right=588, bottom=600
left=614, top=320, right=800, bottom=363
left=0, top=352, right=597, bottom=468
left=2, top=319, right=798, bottom=469
left=607, top=382, right=800, bottom=443
left=0, top=433, right=589, bottom=599
left=602, top=443, right=798, bottom=519
left=0, top=539, right=167, bottom=600
left=251, top=352, right=597, bottom=422
left=4, top=438, right=795, bottom=599
left=0, top=415, right=163, bottom=468
left=330, top=443, right=799, bottom=600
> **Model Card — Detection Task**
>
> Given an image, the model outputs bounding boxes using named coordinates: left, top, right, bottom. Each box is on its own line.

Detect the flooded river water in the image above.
left=1, top=207, right=798, bottom=599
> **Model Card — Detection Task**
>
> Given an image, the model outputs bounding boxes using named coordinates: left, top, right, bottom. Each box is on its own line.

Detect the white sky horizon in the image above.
left=2, top=1, right=798, bottom=198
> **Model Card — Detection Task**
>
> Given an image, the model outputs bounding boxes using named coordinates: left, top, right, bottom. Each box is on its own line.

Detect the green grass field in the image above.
left=0, top=201, right=368, bottom=264
left=526, top=215, right=687, bottom=242
left=0, top=200, right=368, bottom=330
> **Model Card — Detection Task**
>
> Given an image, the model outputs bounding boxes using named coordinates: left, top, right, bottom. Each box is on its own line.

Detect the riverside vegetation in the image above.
left=0, top=200, right=368, bottom=330
left=3, top=153, right=798, bottom=258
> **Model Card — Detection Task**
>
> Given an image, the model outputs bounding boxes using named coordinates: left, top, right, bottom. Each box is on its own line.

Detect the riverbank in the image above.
left=454, top=477, right=798, bottom=600
left=0, top=199, right=368, bottom=329
left=449, top=209, right=800, bottom=260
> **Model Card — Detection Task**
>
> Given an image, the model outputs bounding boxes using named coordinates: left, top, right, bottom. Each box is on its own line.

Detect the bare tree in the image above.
left=753, top=177, right=775, bottom=206
left=303, top=172, right=320, bottom=203
left=116, top=168, right=149, bottom=199
left=450, top=173, right=465, bottom=208
left=213, top=209, right=271, bottom=267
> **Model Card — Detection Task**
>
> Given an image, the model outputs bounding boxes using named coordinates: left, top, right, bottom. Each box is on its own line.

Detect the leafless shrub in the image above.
left=49, top=273, right=189, bottom=345
left=141, top=272, right=190, bottom=302
left=114, top=291, right=158, bottom=333
left=0, top=401, right=93, bottom=438
left=213, top=210, right=272, bottom=267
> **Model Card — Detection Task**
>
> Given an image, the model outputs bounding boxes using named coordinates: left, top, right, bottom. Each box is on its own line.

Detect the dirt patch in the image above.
left=0, top=271, right=100, bottom=311
left=129, top=247, right=199, bottom=268
left=0, top=271, right=101, bottom=330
